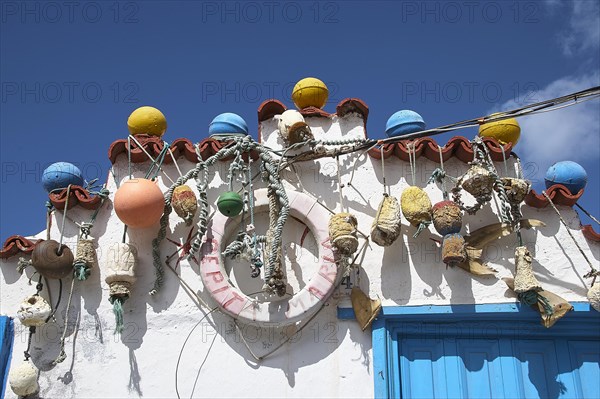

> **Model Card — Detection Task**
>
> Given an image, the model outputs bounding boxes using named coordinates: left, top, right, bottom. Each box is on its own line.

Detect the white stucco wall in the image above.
left=1, top=112, right=598, bottom=398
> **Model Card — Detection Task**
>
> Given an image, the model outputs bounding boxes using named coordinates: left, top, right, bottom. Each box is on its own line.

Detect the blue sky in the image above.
left=1, top=0, right=599, bottom=242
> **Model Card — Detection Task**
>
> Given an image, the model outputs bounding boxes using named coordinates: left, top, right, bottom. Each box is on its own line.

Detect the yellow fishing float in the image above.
left=478, top=116, right=520, bottom=145
left=292, top=77, right=329, bottom=109
left=127, top=106, right=167, bottom=137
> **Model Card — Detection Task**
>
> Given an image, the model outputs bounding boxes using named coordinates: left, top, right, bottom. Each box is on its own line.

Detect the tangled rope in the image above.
left=151, top=136, right=291, bottom=296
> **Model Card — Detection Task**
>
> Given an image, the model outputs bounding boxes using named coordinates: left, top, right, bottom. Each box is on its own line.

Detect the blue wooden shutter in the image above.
left=0, top=317, right=15, bottom=399
left=372, top=304, right=600, bottom=399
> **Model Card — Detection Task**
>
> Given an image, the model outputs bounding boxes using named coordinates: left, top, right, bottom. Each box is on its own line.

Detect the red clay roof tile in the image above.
left=48, top=185, right=102, bottom=210
left=582, top=225, right=600, bottom=242
left=524, top=185, right=583, bottom=208
left=0, top=235, right=40, bottom=259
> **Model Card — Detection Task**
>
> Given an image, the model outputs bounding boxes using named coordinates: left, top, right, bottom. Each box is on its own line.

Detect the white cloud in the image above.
left=546, top=0, right=600, bottom=56
left=494, top=73, right=600, bottom=183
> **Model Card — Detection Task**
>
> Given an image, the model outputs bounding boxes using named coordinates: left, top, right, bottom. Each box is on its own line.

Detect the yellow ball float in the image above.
left=478, top=116, right=520, bottom=145
left=127, top=106, right=167, bottom=137
left=292, top=77, right=329, bottom=109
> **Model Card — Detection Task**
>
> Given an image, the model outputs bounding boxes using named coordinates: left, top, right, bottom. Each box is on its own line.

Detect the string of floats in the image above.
left=144, top=85, right=600, bottom=295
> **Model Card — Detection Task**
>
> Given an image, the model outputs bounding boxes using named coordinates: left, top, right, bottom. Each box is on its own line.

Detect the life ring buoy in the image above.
left=200, top=189, right=340, bottom=326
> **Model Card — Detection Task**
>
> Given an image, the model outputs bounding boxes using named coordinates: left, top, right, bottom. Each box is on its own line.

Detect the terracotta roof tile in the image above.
left=524, top=185, right=583, bottom=208
left=257, top=98, right=369, bottom=122
left=258, top=99, right=286, bottom=122
left=109, top=136, right=260, bottom=165
left=336, top=98, right=369, bottom=119
left=367, top=136, right=513, bottom=163
left=49, top=185, right=102, bottom=210
left=108, top=134, right=165, bottom=164
left=582, top=225, right=600, bottom=242
left=0, top=235, right=40, bottom=259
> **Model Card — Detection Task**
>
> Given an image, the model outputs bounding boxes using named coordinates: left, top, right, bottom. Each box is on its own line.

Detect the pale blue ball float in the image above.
left=385, top=110, right=426, bottom=137
left=208, top=113, right=249, bottom=136
left=544, top=161, right=587, bottom=194
left=42, top=162, right=84, bottom=192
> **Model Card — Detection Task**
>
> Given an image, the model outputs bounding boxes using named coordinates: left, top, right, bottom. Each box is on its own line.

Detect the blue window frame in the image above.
left=339, top=303, right=600, bottom=399
left=0, top=317, right=14, bottom=399
left=376, top=303, right=600, bottom=399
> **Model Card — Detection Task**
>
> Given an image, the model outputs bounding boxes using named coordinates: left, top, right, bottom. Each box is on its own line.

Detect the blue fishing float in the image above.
left=42, top=162, right=84, bottom=192
left=208, top=113, right=249, bottom=137
left=385, top=110, right=426, bottom=137
left=544, top=161, right=587, bottom=194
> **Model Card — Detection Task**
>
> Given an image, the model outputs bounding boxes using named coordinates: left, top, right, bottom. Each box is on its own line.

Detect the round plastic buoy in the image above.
left=217, top=191, right=244, bottom=217
left=385, top=110, right=426, bottom=137
left=292, top=77, right=329, bottom=109
left=479, top=117, right=521, bottom=145
left=544, top=161, right=587, bottom=194
left=127, top=106, right=167, bottom=137
left=42, top=162, right=84, bottom=192
left=208, top=113, right=249, bottom=135
left=114, top=178, right=165, bottom=228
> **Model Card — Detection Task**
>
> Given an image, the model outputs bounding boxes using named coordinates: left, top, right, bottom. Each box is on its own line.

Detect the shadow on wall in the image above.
left=171, top=299, right=372, bottom=395
left=380, top=234, right=412, bottom=305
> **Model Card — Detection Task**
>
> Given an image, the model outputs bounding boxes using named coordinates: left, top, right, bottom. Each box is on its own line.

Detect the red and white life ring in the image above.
left=200, top=189, right=340, bottom=326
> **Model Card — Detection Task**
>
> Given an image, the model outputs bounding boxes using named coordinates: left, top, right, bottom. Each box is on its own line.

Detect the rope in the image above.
left=174, top=307, right=219, bottom=399
left=51, top=276, right=76, bottom=365
left=45, top=278, right=63, bottom=323
left=145, top=143, right=170, bottom=181
left=575, top=203, right=600, bottom=226
left=151, top=139, right=256, bottom=295
left=17, top=258, right=32, bottom=274
left=427, top=145, right=450, bottom=200
left=373, top=86, right=600, bottom=142
left=46, top=201, right=53, bottom=240
left=482, top=145, right=513, bottom=225
left=168, top=146, right=184, bottom=178
left=518, top=290, right=553, bottom=315
left=58, top=185, right=72, bottom=249
left=336, top=155, right=345, bottom=212
left=512, top=152, right=524, bottom=179
left=247, top=158, right=262, bottom=277
left=438, top=145, right=448, bottom=200
left=128, top=135, right=132, bottom=180
left=23, top=278, right=43, bottom=361
left=500, top=145, right=509, bottom=176
left=380, top=145, right=387, bottom=195
left=346, top=142, right=379, bottom=189
left=23, top=326, right=35, bottom=361
left=109, top=296, right=125, bottom=333
left=129, top=135, right=175, bottom=184
left=408, top=142, right=417, bottom=186
left=542, top=191, right=598, bottom=282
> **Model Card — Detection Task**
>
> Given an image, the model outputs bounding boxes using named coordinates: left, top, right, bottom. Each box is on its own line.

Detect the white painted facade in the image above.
left=1, top=112, right=598, bottom=398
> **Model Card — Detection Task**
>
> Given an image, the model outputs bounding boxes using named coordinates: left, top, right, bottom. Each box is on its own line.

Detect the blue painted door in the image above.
left=398, top=336, right=600, bottom=398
